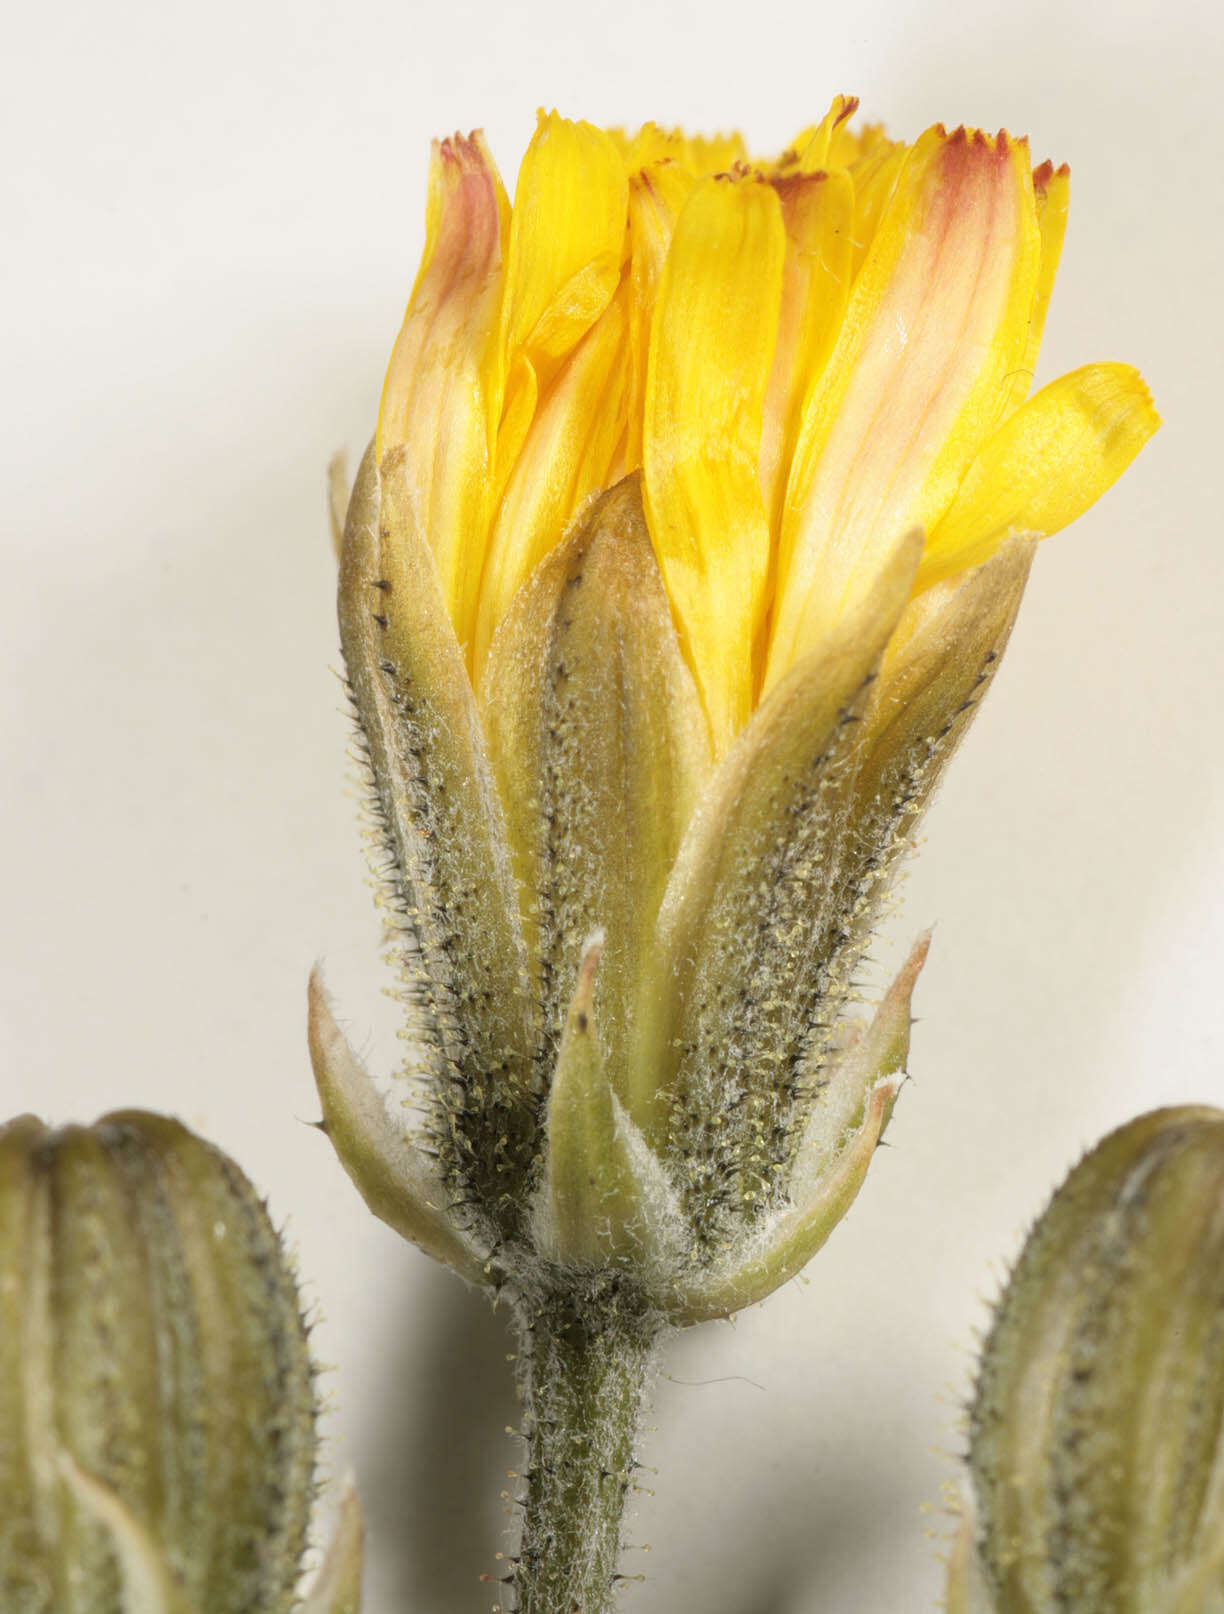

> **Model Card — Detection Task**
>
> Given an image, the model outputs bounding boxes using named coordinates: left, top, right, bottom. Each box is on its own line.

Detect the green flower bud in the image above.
left=964, top=1106, right=1224, bottom=1614
left=0, top=1111, right=318, bottom=1614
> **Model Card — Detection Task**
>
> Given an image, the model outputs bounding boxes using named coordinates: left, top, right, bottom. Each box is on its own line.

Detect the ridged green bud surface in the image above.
left=0, top=1111, right=317, bottom=1614
left=968, top=1106, right=1224, bottom=1614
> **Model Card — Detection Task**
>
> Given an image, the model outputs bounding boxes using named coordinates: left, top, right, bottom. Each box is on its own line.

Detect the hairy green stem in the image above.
left=510, top=1289, right=661, bottom=1614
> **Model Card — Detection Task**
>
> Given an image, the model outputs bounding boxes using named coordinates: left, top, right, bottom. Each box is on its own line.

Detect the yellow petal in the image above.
left=642, top=173, right=786, bottom=752
left=995, top=158, right=1072, bottom=423
left=621, top=122, right=680, bottom=169
left=775, top=126, right=818, bottom=172
left=500, top=112, right=628, bottom=367
left=919, top=361, right=1160, bottom=587
left=759, top=168, right=854, bottom=537
left=845, top=139, right=907, bottom=275
left=603, top=123, right=638, bottom=163
left=493, top=112, right=628, bottom=490
left=679, top=129, right=748, bottom=174
left=766, top=126, right=1041, bottom=691
left=830, top=116, right=887, bottom=170
left=474, top=292, right=630, bottom=678
left=795, top=94, right=860, bottom=171
left=616, top=122, right=746, bottom=176
left=376, top=133, right=508, bottom=645
left=624, top=161, right=696, bottom=471
left=1028, top=161, right=1071, bottom=367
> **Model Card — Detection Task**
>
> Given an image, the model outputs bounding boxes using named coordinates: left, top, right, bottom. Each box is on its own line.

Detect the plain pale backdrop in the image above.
left=4, top=1, right=1223, bottom=1610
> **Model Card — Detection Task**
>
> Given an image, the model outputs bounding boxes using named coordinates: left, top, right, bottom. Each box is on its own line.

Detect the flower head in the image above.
left=315, top=105, right=1158, bottom=1321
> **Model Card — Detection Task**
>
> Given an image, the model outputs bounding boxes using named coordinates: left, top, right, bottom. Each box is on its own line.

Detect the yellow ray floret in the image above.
left=758, top=168, right=854, bottom=541
left=920, top=362, right=1160, bottom=587
left=765, top=126, right=1042, bottom=691
left=378, top=133, right=507, bottom=653
left=642, top=173, right=785, bottom=750
left=494, top=114, right=627, bottom=481
left=376, top=103, right=1159, bottom=754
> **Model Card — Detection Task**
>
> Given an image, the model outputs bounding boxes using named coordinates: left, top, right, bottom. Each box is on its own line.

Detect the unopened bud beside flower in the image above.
left=0, top=1111, right=318, bottom=1614
left=954, top=1107, right=1224, bottom=1614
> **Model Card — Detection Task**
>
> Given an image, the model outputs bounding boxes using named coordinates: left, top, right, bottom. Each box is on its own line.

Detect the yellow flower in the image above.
left=316, top=109, right=1162, bottom=1610
left=377, top=101, right=1158, bottom=755
left=315, top=101, right=1158, bottom=1324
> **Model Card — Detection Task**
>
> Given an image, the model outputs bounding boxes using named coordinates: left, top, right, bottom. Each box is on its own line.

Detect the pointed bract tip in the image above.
left=305, top=966, right=488, bottom=1283
left=866, top=1076, right=898, bottom=1124
left=307, top=964, right=334, bottom=1046
left=899, top=927, right=933, bottom=987
left=577, top=929, right=605, bottom=985
left=569, top=931, right=606, bottom=1031
left=300, top=1476, right=365, bottom=1614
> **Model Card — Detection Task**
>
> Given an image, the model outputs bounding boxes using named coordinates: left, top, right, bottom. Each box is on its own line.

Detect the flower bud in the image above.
left=965, top=1107, right=1224, bottom=1613
left=0, top=1111, right=317, bottom=1614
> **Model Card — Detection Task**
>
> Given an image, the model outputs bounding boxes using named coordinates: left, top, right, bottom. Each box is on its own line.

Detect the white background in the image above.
left=4, top=1, right=1223, bottom=1610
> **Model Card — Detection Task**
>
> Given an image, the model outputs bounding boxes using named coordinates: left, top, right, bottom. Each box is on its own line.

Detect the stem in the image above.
left=510, top=1289, right=660, bottom=1614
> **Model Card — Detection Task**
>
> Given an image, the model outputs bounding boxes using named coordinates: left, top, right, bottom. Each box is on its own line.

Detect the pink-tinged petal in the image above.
left=377, top=133, right=508, bottom=648
left=765, top=126, right=1041, bottom=691
left=794, top=94, right=860, bottom=170
left=643, top=173, right=786, bottom=753
left=759, top=167, right=854, bottom=539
